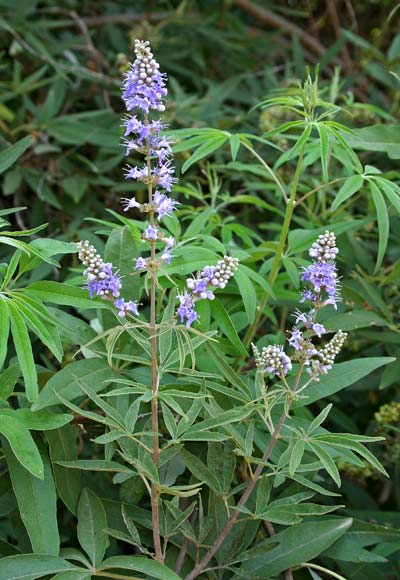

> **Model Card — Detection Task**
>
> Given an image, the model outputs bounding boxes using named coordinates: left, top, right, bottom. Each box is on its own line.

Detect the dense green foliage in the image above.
left=0, top=1, right=400, bottom=579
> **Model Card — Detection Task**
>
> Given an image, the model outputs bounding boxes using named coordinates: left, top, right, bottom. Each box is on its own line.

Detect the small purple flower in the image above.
left=288, top=329, right=303, bottom=350
left=125, top=165, right=148, bottom=181
left=300, top=289, right=316, bottom=304
left=115, top=298, right=139, bottom=317
left=161, top=250, right=172, bottom=264
left=177, top=292, right=198, bottom=327
left=153, top=161, right=178, bottom=191
left=144, top=225, right=159, bottom=241
left=153, top=191, right=179, bottom=220
left=176, top=256, right=239, bottom=327
left=135, top=257, right=147, bottom=270
left=77, top=241, right=123, bottom=300
left=312, top=323, right=326, bottom=338
left=121, top=197, right=141, bottom=211
left=163, top=236, right=175, bottom=250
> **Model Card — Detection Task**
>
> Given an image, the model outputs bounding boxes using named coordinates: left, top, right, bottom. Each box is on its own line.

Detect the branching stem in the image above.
left=243, top=146, right=306, bottom=350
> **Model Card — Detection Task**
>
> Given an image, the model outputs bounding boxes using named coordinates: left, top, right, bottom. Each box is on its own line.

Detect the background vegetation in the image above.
left=0, top=1, right=399, bottom=578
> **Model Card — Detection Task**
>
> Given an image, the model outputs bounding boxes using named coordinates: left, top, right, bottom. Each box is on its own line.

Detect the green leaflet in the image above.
left=32, top=359, right=119, bottom=410
left=237, top=518, right=352, bottom=577
left=0, top=298, right=9, bottom=370
left=293, top=357, right=395, bottom=407
left=6, top=301, right=38, bottom=402
left=46, top=425, right=82, bottom=515
left=77, top=488, right=108, bottom=567
left=331, top=174, right=364, bottom=210
left=0, top=364, right=19, bottom=401
left=0, top=409, right=72, bottom=431
left=3, top=439, right=59, bottom=555
left=0, top=555, right=79, bottom=580
left=99, top=555, right=182, bottom=580
left=0, top=417, right=43, bottom=478
left=0, top=136, right=33, bottom=175
left=369, top=180, right=389, bottom=273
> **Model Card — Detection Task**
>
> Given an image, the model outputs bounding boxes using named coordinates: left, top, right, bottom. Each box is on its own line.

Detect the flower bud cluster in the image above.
left=77, top=240, right=122, bottom=299
left=122, top=40, right=167, bottom=113
left=374, top=401, right=400, bottom=426
left=187, top=256, right=239, bottom=295
left=306, top=330, right=348, bottom=380
left=77, top=240, right=138, bottom=318
left=252, top=344, right=292, bottom=377
left=309, top=230, right=339, bottom=262
left=177, top=256, right=239, bottom=327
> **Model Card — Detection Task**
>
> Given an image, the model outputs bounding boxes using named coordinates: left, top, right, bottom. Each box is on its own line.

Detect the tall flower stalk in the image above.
left=121, top=39, right=177, bottom=564
left=76, top=40, right=238, bottom=564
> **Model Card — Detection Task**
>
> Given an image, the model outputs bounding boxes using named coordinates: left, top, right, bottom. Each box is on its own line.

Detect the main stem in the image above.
left=184, top=409, right=288, bottom=580
left=243, top=147, right=305, bottom=350
left=145, top=117, right=163, bottom=564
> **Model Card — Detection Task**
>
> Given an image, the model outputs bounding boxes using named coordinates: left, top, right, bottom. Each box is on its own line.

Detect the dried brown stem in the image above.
left=232, top=0, right=326, bottom=58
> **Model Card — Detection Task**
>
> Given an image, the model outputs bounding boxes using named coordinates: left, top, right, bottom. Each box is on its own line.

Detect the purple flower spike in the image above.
left=122, top=40, right=168, bottom=114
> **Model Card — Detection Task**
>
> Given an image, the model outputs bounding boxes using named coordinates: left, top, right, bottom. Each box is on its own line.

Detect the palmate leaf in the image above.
left=32, top=359, right=119, bottom=411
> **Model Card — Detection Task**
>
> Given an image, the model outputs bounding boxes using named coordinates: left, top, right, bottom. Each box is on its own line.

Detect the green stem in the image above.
left=241, top=140, right=288, bottom=203
left=95, top=573, right=144, bottom=580
left=184, top=361, right=306, bottom=580
left=243, top=146, right=305, bottom=351
left=300, top=562, right=348, bottom=580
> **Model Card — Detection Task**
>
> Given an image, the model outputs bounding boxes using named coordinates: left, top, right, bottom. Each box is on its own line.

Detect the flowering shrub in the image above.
left=0, top=34, right=399, bottom=580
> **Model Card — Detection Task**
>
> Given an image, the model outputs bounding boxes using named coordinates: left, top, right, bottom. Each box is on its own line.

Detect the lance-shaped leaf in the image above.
left=0, top=555, right=79, bottom=580
left=77, top=488, right=108, bottom=567
left=237, top=518, right=352, bottom=577
left=6, top=301, right=38, bottom=402
left=3, top=438, right=59, bottom=555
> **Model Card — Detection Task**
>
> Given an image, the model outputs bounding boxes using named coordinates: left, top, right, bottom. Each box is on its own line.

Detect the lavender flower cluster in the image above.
left=253, top=231, right=347, bottom=381
left=121, top=39, right=178, bottom=269
left=177, top=256, right=239, bottom=327
left=77, top=40, right=239, bottom=322
left=301, top=230, right=339, bottom=308
left=76, top=240, right=138, bottom=317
